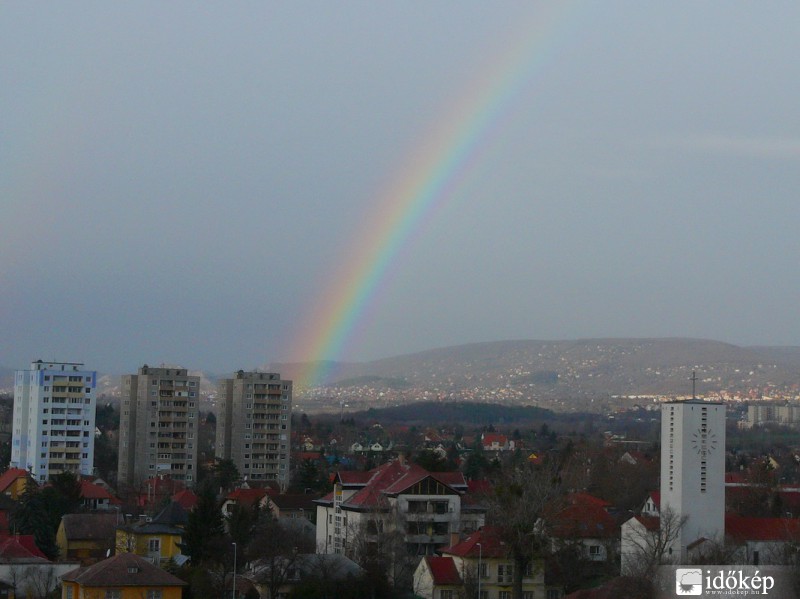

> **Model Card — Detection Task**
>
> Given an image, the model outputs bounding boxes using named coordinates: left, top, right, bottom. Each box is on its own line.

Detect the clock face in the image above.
left=692, top=427, right=717, bottom=456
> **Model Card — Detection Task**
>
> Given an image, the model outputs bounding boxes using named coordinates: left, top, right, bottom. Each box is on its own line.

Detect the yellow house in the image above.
left=61, top=552, right=186, bottom=599
left=0, top=468, right=35, bottom=500
left=57, top=513, right=118, bottom=565
left=115, top=502, right=188, bottom=564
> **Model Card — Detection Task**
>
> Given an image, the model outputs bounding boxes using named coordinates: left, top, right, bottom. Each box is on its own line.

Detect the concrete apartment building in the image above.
left=216, top=370, right=292, bottom=488
left=11, top=360, right=97, bottom=483
left=746, top=402, right=800, bottom=428
left=118, top=366, right=199, bottom=488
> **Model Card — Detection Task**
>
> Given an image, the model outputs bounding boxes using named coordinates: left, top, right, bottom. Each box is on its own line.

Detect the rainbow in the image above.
left=290, top=3, right=583, bottom=388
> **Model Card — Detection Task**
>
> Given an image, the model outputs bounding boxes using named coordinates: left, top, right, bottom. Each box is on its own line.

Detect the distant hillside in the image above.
left=270, top=338, right=800, bottom=399
left=353, top=401, right=557, bottom=425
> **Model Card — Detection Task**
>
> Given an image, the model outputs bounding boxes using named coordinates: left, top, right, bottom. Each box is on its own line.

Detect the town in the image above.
left=0, top=359, right=798, bottom=598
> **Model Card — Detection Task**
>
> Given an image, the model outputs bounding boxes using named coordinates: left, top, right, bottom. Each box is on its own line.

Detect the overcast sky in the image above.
left=3, top=2, right=800, bottom=374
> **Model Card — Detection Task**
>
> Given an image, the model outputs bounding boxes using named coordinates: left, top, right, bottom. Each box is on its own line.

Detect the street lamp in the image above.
left=476, top=542, right=482, bottom=599
left=232, top=542, right=237, bottom=599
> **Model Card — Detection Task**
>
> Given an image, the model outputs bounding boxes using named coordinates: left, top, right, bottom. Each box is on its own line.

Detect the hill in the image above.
left=270, top=338, right=800, bottom=401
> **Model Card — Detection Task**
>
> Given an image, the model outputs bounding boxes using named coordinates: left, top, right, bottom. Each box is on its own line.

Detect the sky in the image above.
left=2, top=2, right=800, bottom=375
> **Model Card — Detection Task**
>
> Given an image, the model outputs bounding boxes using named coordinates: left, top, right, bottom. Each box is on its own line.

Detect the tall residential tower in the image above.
left=118, top=366, right=199, bottom=487
left=216, top=370, right=292, bottom=488
left=11, top=360, right=97, bottom=483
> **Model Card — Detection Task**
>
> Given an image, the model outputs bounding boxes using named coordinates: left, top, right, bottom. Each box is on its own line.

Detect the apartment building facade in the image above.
left=11, top=360, right=97, bottom=482
left=118, top=366, right=199, bottom=487
left=215, top=370, right=292, bottom=488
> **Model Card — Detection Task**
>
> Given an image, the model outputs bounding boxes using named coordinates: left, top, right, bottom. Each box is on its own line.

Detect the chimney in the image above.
left=449, top=532, right=460, bottom=548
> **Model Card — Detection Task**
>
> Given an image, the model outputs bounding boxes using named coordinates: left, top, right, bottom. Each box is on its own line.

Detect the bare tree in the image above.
left=484, top=459, right=564, bottom=599
left=621, top=506, right=686, bottom=597
left=248, top=516, right=314, bottom=599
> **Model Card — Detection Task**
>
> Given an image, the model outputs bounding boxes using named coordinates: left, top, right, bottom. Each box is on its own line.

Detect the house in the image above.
left=79, top=479, right=121, bottom=511
left=548, top=493, right=620, bottom=563
left=264, top=493, right=318, bottom=522
left=315, top=458, right=483, bottom=559
left=221, top=487, right=270, bottom=517
left=620, top=514, right=662, bottom=575
left=61, top=552, right=186, bottom=599
left=0, top=535, right=79, bottom=598
left=430, top=527, right=547, bottom=599
left=56, top=513, right=118, bottom=565
left=0, top=469, right=34, bottom=501
left=116, top=502, right=188, bottom=565
left=412, top=556, right=463, bottom=599
left=481, top=433, right=512, bottom=452
left=248, top=553, right=363, bottom=599
left=724, top=514, right=800, bottom=565
left=640, top=492, right=659, bottom=517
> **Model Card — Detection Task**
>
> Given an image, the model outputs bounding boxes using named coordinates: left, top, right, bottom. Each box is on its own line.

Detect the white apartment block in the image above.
left=215, top=370, right=292, bottom=488
left=316, top=460, right=483, bottom=559
left=746, top=402, right=800, bottom=428
left=660, top=399, right=726, bottom=560
left=11, top=360, right=97, bottom=483
left=118, top=365, right=199, bottom=487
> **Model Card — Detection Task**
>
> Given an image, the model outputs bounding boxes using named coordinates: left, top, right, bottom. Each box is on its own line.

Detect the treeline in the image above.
left=355, top=401, right=596, bottom=426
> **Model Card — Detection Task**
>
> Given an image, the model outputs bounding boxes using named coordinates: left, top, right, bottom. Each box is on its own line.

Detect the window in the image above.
left=105, top=591, right=121, bottom=599
left=147, top=591, right=163, bottom=599
left=498, top=564, right=513, bottom=584
left=440, top=591, right=454, bottom=599
left=547, top=591, right=562, bottom=599
left=499, top=592, right=511, bottom=599
left=523, top=593, right=535, bottom=599
left=588, top=545, right=601, bottom=557
left=148, top=538, right=161, bottom=553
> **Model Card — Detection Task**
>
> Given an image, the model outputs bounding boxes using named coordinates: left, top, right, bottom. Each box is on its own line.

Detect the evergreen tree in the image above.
left=181, top=482, right=225, bottom=564
left=10, top=484, right=59, bottom=559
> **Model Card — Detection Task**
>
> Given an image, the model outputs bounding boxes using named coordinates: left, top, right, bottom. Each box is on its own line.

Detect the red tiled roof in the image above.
left=550, top=501, right=618, bottom=539
left=62, top=553, right=187, bottom=587
left=466, top=480, right=492, bottom=494
left=725, top=472, right=748, bottom=485
left=0, top=469, right=31, bottom=493
left=566, top=492, right=611, bottom=509
left=425, top=556, right=462, bottom=586
left=0, top=535, right=49, bottom=561
left=80, top=480, right=115, bottom=501
left=172, top=489, right=198, bottom=510
left=481, top=433, right=508, bottom=446
left=633, top=515, right=660, bottom=531
left=226, top=488, right=268, bottom=508
left=725, top=514, right=800, bottom=543
left=442, top=527, right=508, bottom=559
left=345, top=461, right=463, bottom=508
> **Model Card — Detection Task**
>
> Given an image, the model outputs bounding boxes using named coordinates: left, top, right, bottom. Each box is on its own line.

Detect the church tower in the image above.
left=661, top=398, right=726, bottom=559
